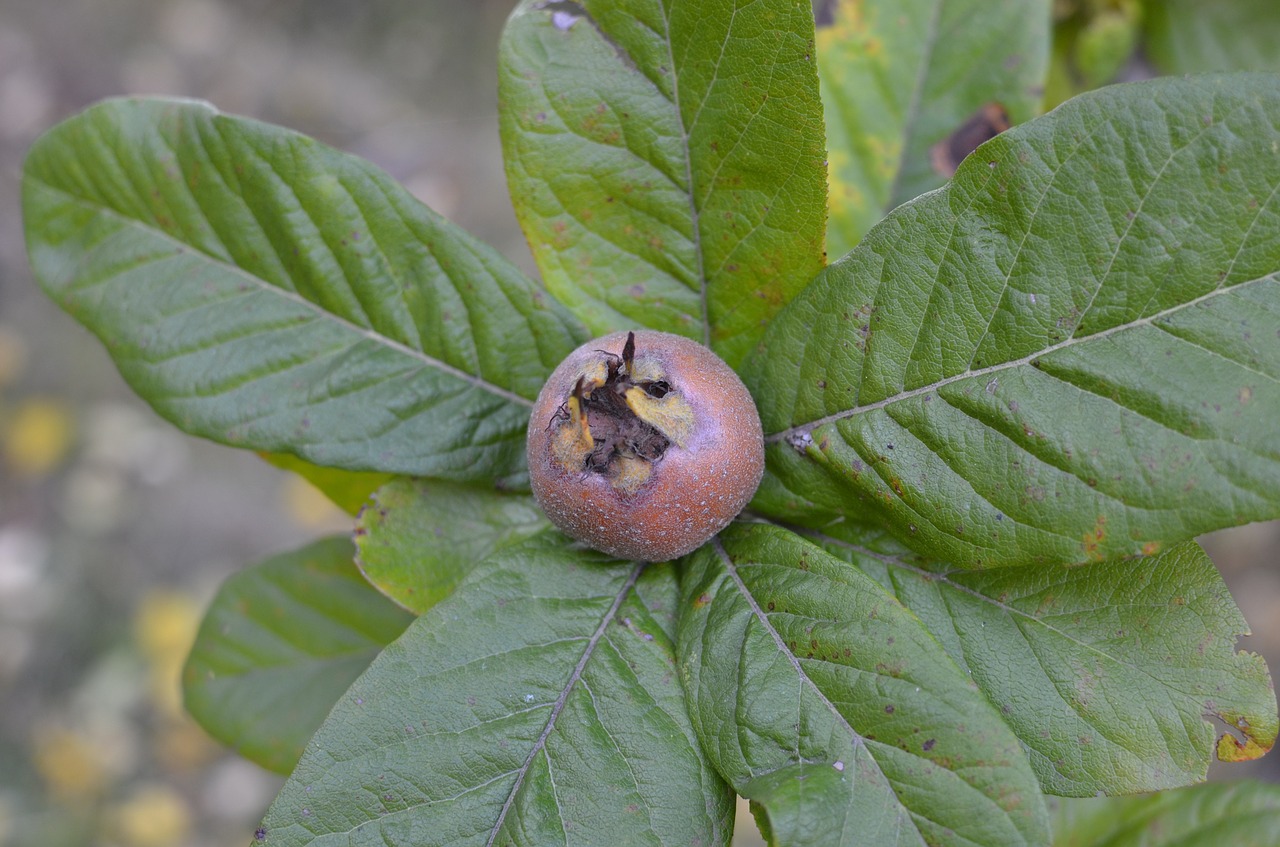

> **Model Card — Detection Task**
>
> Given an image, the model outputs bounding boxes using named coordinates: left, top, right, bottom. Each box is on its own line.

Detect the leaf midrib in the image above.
left=660, top=1, right=711, bottom=346
left=483, top=560, right=646, bottom=846
left=712, top=539, right=931, bottom=847
left=884, top=0, right=946, bottom=210
left=811, top=531, right=1240, bottom=716
left=765, top=270, right=1277, bottom=443
left=29, top=175, right=536, bottom=410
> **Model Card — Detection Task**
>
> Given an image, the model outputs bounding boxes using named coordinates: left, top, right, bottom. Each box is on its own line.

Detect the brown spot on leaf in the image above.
left=1082, top=515, right=1107, bottom=560
left=930, top=103, right=1011, bottom=178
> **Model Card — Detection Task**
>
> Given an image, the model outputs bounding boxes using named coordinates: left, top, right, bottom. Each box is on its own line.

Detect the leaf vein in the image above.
left=767, top=271, right=1278, bottom=443
left=484, top=562, right=646, bottom=846
left=29, top=178, right=535, bottom=409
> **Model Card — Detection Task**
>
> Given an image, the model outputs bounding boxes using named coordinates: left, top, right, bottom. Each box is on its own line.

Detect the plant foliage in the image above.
left=21, top=1, right=1280, bottom=845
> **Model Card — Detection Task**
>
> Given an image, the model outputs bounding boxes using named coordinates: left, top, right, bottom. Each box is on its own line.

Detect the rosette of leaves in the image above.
left=21, top=1, right=1280, bottom=845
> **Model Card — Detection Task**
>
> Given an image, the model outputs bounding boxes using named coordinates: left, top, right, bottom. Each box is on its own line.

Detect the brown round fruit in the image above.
left=527, top=329, right=764, bottom=561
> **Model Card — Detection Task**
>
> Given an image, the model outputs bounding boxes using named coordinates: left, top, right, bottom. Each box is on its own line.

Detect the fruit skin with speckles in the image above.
left=527, top=330, right=764, bottom=561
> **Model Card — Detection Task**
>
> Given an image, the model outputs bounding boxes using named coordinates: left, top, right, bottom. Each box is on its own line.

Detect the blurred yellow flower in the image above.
left=4, top=398, right=73, bottom=477
left=133, top=590, right=201, bottom=719
left=110, top=784, right=191, bottom=847
left=31, top=726, right=108, bottom=801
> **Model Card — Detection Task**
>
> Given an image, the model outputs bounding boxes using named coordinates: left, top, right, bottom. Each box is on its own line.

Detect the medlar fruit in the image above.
left=527, top=330, right=764, bottom=561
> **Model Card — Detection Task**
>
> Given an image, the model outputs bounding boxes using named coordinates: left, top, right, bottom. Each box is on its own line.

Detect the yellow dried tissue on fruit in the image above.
left=551, top=380, right=596, bottom=473
left=528, top=331, right=764, bottom=561
left=623, top=369, right=694, bottom=447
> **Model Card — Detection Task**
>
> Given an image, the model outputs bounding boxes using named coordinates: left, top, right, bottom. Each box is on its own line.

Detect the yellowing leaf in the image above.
left=280, top=473, right=348, bottom=530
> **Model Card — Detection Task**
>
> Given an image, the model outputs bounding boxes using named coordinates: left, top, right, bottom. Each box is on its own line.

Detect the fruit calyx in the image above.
left=548, top=332, right=693, bottom=496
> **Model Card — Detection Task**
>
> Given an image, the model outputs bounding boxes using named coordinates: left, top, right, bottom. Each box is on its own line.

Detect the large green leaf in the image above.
left=23, top=97, right=588, bottom=487
left=818, top=0, right=1050, bottom=257
left=354, top=477, right=550, bottom=614
left=809, top=526, right=1277, bottom=796
left=498, top=0, right=827, bottom=367
left=183, top=537, right=413, bottom=775
left=1052, top=780, right=1280, bottom=846
left=745, top=74, right=1280, bottom=567
left=258, top=535, right=733, bottom=847
left=1144, top=0, right=1280, bottom=75
left=678, top=522, right=1049, bottom=847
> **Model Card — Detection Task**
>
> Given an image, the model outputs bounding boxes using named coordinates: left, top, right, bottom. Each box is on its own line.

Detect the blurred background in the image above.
left=0, top=2, right=1275, bottom=846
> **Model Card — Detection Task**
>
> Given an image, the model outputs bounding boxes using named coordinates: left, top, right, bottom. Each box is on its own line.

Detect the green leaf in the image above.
left=745, top=74, right=1280, bottom=567
left=810, top=527, right=1278, bottom=795
left=498, top=0, right=827, bottom=367
left=1043, top=1, right=1142, bottom=110
left=183, top=537, right=413, bottom=775
left=1052, top=780, right=1280, bottom=847
left=817, top=0, right=1050, bottom=257
left=258, top=535, right=733, bottom=846
left=678, top=522, right=1049, bottom=847
left=259, top=451, right=393, bottom=515
left=23, top=97, right=588, bottom=487
left=354, top=477, right=551, bottom=614
left=1144, top=0, right=1280, bottom=75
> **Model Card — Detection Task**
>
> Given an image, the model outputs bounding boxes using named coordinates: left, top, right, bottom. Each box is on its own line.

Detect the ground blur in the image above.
left=0, top=3, right=1275, bottom=846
